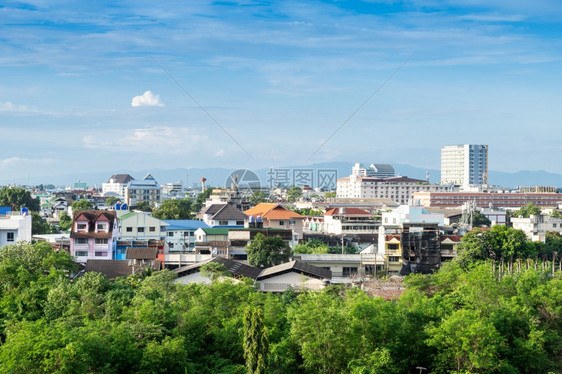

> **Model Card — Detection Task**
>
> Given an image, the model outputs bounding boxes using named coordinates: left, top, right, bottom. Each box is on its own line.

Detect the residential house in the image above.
left=173, top=256, right=262, bottom=284
left=293, top=253, right=384, bottom=283
left=256, top=260, right=331, bottom=292
left=0, top=208, right=32, bottom=248
left=194, top=227, right=230, bottom=255
left=118, top=211, right=168, bottom=241
left=202, top=203, right=248, bottom=227
left=165, top=219, right=209, bottom=252
left=323, top=207, right=380, bottom=235
left=244, top=203, right=304, bottom=245
left=70, top=210, right=118, bottom=263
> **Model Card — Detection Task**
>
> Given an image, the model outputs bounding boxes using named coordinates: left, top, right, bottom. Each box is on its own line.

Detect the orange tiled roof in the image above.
left=244, top=203, right=303, bottom=220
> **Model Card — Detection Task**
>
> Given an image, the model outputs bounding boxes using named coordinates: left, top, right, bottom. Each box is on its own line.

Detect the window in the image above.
left=168, top=231, right=174, bottom=237
left=126, top=227, right=133, bottom=232
left=342, top=267, right=358, bottom=277
left=77, top=223, right=87, bottom=230
left=236, top=221, right=244, bottom=226
left=97, top=223, right=105, bottom=230
left=387, top=243, right=399, bottom=250
left=279, top=220, right=285, bottom=226
left=149, top=227, right=156, bottom=232
left=95, top=238, right=108, bottom=244
left=169, top=243, right=174, bottom=249
left=388, top=256, right=400, bottom=262
left=138, top=227, right=145, bottom=233
left=75, top=251, right=88, bottom=257
left=7, top=232, right=15, bottom=242
left=75, top=238, right=88, bottom=244
left=95, top=251, right=108, bottom=257
left=289, top=220, right=296, bottom=225
left=219, top=220, right=228, bottom=226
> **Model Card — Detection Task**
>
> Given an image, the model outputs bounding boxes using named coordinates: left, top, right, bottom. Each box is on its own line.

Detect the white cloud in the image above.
left=0, top=101, right=35, bottom=113
left=214, top=149, right=225, bottom=157
left=131, top=91, right=164, bottom=107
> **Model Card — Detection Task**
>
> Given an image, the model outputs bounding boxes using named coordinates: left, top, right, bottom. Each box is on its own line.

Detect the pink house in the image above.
left=70, top=210, right=118, bottom=263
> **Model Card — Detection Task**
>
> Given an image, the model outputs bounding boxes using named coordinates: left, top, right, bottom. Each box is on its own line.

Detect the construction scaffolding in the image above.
left=400, top=223, right=441, bottom=275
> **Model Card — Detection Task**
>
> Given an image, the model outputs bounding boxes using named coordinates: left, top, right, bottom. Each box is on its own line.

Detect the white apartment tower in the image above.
left=441, top=144, right=488, bottom=186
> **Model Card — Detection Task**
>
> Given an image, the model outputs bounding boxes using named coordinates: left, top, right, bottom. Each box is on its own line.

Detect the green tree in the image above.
left=250, top=191, right=267, bottom=207
left=200, top=262, right=230, bottom=281
left=31, top=211, right=53, bottom=235
left=246, top=233, right=291, bottom=267
left=105, top=197, right=120, bottom=207
left=513, top=202, right=542, bottom=218
left=58, top=211, right=72, bottom=231
left=286, top=186, right=302, bottom=203
left=0, top=186, right=40, bottom=211
left=551, top=210, right=562, bottom=218
left=293, top=239, right=330, bottom=254
left=134, top=201, right=152, bottom=212
left=324, top=191, right=336, bottom=199
left=472, top=211, right=491, bottom=227
left=243, top=306, right=269, bottom=374
left=153, top=199, right=192, bottom=220
left=72, top=199, right=94, bottom=210
left=192, top=188, right=213, bottom=215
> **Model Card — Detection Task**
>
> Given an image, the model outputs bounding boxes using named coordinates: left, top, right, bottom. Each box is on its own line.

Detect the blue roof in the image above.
left=163, top=219, right=209, bottom=230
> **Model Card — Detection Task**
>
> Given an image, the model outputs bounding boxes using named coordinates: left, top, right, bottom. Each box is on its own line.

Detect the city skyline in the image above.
left=2, top=1, right=562, bottom=181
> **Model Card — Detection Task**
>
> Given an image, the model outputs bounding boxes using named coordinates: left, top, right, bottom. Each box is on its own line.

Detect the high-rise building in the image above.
left=441, top=144, right=488, bottom=186
left=351, top=163, right=395, bottom=178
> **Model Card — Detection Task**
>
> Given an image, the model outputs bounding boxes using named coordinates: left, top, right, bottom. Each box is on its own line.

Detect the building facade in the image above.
left=70, top=210, right=118, bottom=263
left=0, top=209, right=32, bottom=248
left=337, top=174, right=453, bottom=205
left=441, top=144, right=488, bottom=186
left=102, top=174, right=134, bottom=197
left=351, top=163, right=395, bottom=178
left=124, top=173, right=161, bottom=208
left=413, top=191, right=562, bottom=208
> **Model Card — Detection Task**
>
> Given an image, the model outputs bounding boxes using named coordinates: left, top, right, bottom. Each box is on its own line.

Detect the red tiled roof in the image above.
left=324, top=207, right=371, bottom=216
left=70, top=210, right=116, bottom=238
left=244, top=203, right=303, bottom=220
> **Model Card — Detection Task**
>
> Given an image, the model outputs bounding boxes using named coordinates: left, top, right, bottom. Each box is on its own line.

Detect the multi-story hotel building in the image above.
left=441, top=144, right=488, bottom=186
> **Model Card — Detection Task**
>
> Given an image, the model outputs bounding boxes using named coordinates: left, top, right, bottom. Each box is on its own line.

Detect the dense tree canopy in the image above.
left=58, top=211, right=72, bottom=231
left=1, top=241, right=562, bottom=373
left=512, top=202, right=542, bottom=218
left=71, top=199, right=94, bottom=210
left=152, top=199, right=192, bottom=220
left=105, top=197, right=120, bottom=207
left=0, top=186, right=40, bottom=211
left=246, top=233, right=291, bottom=268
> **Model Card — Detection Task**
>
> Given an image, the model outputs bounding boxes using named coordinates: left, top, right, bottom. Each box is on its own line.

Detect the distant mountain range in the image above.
left=3, top=162, right=562, bottom=189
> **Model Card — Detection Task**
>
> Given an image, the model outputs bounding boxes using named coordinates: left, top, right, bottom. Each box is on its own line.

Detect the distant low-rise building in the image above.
left=511, top=214, right=562, bottom=242
left=124, top=173, right=161, bottom=208
left=413, top=191, right=562, bottom=209
left=102, top=174, right=134, bottom=197
left=0, top=208, right=32, bottom=248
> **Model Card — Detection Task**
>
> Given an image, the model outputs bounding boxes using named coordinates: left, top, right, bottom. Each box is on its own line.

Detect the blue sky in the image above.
left=2, top=0, right=562, bottom=183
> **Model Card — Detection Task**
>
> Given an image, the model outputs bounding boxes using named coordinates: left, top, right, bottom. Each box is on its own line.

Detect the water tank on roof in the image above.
left=249, top=216, right=255, bottom=223
left=21, top=207, right=29, bottom=216
left=121, top=203, right=128, bottom=210
left=256, top=215, right=262, bottom=223
left=115, top=203, right=122, bottom=210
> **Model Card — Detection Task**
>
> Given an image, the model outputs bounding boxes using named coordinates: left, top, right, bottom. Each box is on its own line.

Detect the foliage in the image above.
left=58, top=211, right=72, bottom=231
left=324, top=191, right=336, bottom=198
left=246, top=233, right=291, bottom=268
left=243, top=306, right=269, bottom=374
left=293, top=239, right=330, bottom=254
left=472, top=210, right=491, bottom=227
left=513, top=202, right=542, bottom=218
left=192, top=188, right=213, bottom=215
left=71, top=199, right=94, bottom=210
left=456, top=225, right=529, bottom=266
left=286, top=186, right=302, bottom=203
left=0, top=186, right=40, bottom=211
left=134, top=201, right=153, bottom=212
left=1, top=242, right=562, bottom=373
left=105, top=196, right=120, bottom=207
left=292, top=208, right=323, bottom=216
left=249, top=191, right=267, bottom=207
left=31, top=211, right=55, bottom=235
left=200, top=262, right=231, bottom=281
left=551, top=210, right=562, bottom=218
left=153, top=198, right=193, bottom=220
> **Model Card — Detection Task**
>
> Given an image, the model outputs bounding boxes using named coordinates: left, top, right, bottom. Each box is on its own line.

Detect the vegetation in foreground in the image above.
left=0, top=241, right=561, bottom=373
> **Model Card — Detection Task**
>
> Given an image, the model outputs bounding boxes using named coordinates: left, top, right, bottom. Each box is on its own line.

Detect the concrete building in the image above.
left=124, top=173, right=161, bottom=208
left=352, top=163, right=395, bottom=178
left=413, top=191, right=562, bottom=209
left=70, top=210, right=118, bottom=263
left=323, top=207, right=380, bottom=235
left=511, top=214, right=562, bottom=242
left=118, top=211, right=168, bottom=241
left=0, top=208, right=32, bottom=248
left=441, top=144, right=488, bottom=186
left=102, top=174, right=134, bottom=197
left=337, top=174, right=452, bottom=205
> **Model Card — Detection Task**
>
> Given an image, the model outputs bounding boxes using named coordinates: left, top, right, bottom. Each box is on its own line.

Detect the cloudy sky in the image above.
left=2, top=0, right=562, bottom=182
